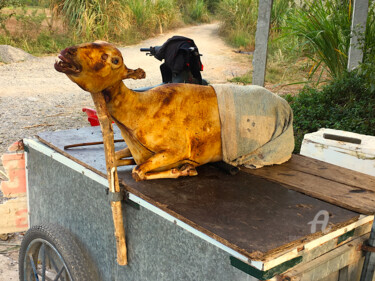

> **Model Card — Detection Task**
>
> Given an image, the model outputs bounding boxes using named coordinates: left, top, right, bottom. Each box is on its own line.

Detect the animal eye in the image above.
left=101, top=54, right=108, bottom=60
left=112, top=58, right=119, bottom=65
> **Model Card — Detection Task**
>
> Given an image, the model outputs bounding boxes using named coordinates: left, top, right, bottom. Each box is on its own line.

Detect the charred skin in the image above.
left=55, top=41, right=222, bottom=181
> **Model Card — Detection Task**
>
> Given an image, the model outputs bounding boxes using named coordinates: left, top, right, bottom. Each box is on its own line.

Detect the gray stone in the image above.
left=347, top=0, right=369, bottom=71
left=252, top=0, right=273, bottom=86
left=0, top=45, right=35, bottom=64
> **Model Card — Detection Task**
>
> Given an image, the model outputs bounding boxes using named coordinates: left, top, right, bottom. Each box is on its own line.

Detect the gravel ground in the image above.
left=0, top=22, right=251, bottom=279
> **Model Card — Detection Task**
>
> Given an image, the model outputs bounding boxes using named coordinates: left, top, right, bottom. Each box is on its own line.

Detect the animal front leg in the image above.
left=132, top=151, right=198, bottom=181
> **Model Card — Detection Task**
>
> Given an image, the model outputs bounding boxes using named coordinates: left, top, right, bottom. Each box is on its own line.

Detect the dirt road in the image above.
left=0, top=22, right=251, bottom=279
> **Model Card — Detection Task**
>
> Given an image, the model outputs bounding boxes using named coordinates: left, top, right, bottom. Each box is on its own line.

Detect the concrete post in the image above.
left=252, top=0, right=273, bottom=86
left=347, top=0, right=369, bottom=71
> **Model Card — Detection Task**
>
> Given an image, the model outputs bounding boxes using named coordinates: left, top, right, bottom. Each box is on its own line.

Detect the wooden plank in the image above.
left=348, top=256, right=365, bottom=281
left=319, top=271, right=339, bottom=281
left=282, top=155, right=375, bottom=192
left=263, top=216, right=372, bottom=268
left=252, top=0, right=273, bottom=86
left=339, top=266, right=349, bottom=281
left=279, top=234, right=368, bottom=281
left=242, top=162, right=375, bottom=215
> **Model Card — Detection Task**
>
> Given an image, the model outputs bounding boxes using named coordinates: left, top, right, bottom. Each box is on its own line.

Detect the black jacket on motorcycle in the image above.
left=154, top=36, right=203, bottom=84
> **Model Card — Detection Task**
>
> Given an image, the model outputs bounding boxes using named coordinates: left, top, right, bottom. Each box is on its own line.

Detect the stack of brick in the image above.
left=0, top=141, right=28, bottom=234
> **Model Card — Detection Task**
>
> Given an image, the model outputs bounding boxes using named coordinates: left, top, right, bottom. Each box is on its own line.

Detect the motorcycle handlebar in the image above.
left=140, top=46, right=161, bottom=56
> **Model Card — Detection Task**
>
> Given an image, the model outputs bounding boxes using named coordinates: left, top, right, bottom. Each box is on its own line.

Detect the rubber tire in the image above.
left=19, top=223, right=98, bottom=281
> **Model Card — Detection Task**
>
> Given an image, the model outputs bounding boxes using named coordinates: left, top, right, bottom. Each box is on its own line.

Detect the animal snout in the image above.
left=66, top=46, right=77, bottom=56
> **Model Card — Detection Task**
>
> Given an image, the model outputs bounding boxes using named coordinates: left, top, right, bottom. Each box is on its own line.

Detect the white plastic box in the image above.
left=300, top=128, right=375, bottom=176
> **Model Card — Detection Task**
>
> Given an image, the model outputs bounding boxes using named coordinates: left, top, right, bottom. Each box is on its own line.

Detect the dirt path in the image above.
left=0, top=22, right=251, bottom=279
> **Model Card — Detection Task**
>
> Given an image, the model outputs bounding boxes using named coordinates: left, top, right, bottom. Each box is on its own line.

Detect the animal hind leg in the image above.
left=141, top=164, right=198, bottom=180
left=115, top=147, right=132, bottom=159
left=115, top=147, right=135, bottom=166
left=132, top=151, right=198, bottom=181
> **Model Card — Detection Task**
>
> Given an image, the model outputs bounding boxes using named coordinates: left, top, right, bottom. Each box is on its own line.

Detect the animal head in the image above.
left=55, top=41, right=146, bottom=93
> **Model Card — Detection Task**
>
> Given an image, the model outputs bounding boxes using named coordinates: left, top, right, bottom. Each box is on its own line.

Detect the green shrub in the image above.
left=286, top=70, right=375, bottom=153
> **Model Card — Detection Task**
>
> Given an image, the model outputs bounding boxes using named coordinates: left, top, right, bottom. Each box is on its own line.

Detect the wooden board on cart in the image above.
left=35, top=126, right=375, bottom=277
left=277, top=234, right=368, bottom=281
left=244, top=154, right=375, bottom=215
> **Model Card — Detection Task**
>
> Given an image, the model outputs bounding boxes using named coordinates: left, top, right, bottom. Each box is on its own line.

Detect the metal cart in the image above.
left=20, top=126, right=375, bottom=281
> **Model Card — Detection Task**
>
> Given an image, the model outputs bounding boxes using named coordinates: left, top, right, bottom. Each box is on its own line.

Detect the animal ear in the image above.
left=122, top=67, right=146, bottom=80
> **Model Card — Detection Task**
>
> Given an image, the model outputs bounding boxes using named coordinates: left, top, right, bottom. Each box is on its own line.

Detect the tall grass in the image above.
left=217, top=0, right=258, bottom=50
left=283, top=0, right=353, bottom=79
left=0, top=0, right=218, bottom=55
left=178, top=0, right=210, bottom=23
left=271, top=0, right=294, bottom=32
left=50, top=0, right=185, bottom=42
left=50, top=0, right=108, bottom=40
left=219, top=0, right=374, bottom=84
left=189, top=0, right=210, bottom=22
left=50, top=0, right=214, bottom=43
left=217, top=0, right=294, bottom=50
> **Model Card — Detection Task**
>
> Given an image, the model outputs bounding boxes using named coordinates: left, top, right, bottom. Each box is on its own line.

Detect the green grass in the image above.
left=0, top=29, right=77, bottom=55
left=229, top=71, right=252, bottom=84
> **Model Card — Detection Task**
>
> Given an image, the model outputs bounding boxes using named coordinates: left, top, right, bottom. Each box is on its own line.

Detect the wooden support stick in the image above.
left=64, top=139, right=124, bottom=150
left=90, top=92, right=127, bottom=266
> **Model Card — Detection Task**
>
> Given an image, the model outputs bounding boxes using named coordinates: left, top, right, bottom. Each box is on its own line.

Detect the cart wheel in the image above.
left=19, top=224, right=97, bottom=281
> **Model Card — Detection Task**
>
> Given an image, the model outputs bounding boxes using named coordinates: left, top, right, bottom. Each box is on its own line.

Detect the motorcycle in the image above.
left=137, top=35, right=208, bottom=91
